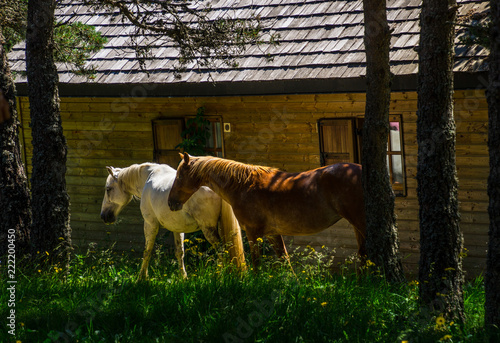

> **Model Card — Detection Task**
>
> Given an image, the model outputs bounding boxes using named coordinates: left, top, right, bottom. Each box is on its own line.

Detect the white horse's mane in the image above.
left=116, top=163, right=157, bottom=197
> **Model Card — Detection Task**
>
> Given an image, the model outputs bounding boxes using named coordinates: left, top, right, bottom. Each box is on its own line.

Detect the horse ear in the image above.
left=106, top=166, right=118, bottom=180
left=183, top=153, right=190, bottom=164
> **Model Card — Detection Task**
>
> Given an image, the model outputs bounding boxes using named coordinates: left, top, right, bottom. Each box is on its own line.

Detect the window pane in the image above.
left=391, top=155, right=403, bottom=184
left=389, top=121, right=401, bottom=152
left=205, top=123, right=214, bottom=149
left=214, top=122, right=222, bottom=148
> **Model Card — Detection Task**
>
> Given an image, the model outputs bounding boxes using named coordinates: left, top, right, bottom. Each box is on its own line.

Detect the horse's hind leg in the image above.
left=174, top=232, right=188, bottom=278
left=137, top=219, right=159, bottom=281
left=347, top=216, right=366, bottom=262
left=354, top=226, right=367, bottom=259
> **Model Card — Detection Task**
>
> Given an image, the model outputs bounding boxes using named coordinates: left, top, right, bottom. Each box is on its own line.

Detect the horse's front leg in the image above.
left=266, top=234, right=289, bottom=259
left=200, top=225, right=221, bottom=247
left=137, top=219, right=159, bottom=282
left=267, top=234, right=296, bottom=276
left=245, top=229, right=262, bottom=270
left=174, top=232, right=188, bottom=278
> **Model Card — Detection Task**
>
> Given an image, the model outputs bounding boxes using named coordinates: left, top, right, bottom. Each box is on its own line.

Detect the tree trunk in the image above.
left=361, top=0, right=405, bottom=283
left=485, top=0, right=500, bottom=331
left=0, top=29, right=32, bottom=258
left=417, top=0, right=464, bottom=321
left=26, top=0, right=72, bottom=264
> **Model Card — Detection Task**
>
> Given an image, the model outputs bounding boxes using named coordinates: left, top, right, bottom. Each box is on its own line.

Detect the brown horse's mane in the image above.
left=188, top=156, right=277, bottom=184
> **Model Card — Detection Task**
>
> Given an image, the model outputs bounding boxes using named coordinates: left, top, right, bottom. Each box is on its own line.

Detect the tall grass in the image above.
left=0, top=242, right=489, bottom=343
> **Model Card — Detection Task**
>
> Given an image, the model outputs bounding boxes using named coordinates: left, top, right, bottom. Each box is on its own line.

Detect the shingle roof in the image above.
left=9, top=0, right=489, bottom=90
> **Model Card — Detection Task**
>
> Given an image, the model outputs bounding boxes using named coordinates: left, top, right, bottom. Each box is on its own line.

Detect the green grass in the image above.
left=0, top=243, right=491, bottom=343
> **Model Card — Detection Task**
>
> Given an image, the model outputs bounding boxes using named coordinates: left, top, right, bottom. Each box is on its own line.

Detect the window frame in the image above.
left=318, top=115, right=407, bottom=197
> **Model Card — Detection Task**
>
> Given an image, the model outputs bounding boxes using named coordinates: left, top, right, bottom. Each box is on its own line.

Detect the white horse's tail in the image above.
left=220, top=200, right=246, bottom=271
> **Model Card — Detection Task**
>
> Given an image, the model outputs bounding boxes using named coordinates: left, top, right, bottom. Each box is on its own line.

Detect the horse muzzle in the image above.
left=168, top=199, right=183, bottom=211
left=100, top=210, right=116, bottom=224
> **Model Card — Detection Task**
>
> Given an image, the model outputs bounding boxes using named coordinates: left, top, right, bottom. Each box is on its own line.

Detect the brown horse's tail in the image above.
left=220, top=200, right=246, bottom=271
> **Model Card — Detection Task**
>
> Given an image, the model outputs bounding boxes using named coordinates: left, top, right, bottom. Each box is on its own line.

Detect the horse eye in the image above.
left=106, top=187, right=112, bottom=193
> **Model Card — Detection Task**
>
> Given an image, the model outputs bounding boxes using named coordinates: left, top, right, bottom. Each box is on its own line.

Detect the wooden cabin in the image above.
left=10, top=0, right=490, bottom=277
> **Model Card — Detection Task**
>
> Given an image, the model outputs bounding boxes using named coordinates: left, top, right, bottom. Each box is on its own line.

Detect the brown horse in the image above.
left=168, top=153, right=366, bottom=267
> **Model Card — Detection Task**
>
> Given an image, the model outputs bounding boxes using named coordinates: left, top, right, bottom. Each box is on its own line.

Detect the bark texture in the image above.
left=362, top=0, right=405, bottom=283
left=485, top=0, right=500, bottom=331
left=26, top=0, right=72, bottom=262
left=0, top=29, right=32, bottom=258
left=417, top=0, right=464, bottom=321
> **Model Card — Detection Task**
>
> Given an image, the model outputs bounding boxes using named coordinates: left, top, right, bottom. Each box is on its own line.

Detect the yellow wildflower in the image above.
left=256, top=237, right=263, bottom=243
left=366, top=260, right=376, bottom=267
left=45, top=251, right=49, bottom=256
left=436, top=316, right=445, bottom=326
left=321, top=302, right=327, bottom=307
left=440, top=335, right=452, bottom=341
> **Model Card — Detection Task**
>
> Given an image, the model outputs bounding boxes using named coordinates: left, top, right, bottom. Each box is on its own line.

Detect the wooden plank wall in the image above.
left=17, top=89, right=488, bottom=277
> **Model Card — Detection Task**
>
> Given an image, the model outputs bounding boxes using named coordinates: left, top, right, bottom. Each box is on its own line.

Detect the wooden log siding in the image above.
left=17, top=90, right=488, bottom=276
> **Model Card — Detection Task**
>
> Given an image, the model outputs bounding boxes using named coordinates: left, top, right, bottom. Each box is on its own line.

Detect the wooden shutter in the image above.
left=319, top=119, right=357, bottom=165
left=152, top=119, right=184, bottom=168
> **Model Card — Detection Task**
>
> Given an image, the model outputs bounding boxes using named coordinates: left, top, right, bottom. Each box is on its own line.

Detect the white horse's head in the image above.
left=100, top=166, right=133, bottom=224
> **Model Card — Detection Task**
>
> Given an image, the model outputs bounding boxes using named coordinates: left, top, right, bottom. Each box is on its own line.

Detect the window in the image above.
left=203, top=117, right=224, bottom=157
left=387, top=115, right=405, bottom=195
left=183, top=115, right=224, bottom=157
left=152, top=116, right=224, bottom=168
left=319, top=115, right=406, bottom=196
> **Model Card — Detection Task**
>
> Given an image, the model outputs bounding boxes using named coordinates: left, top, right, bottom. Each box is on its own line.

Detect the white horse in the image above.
left=100, top=163, right=244, bottom=280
